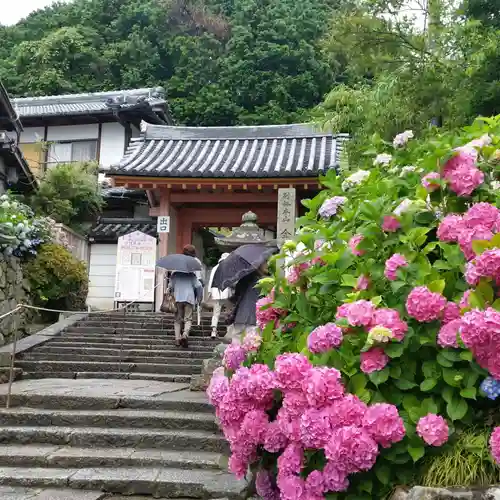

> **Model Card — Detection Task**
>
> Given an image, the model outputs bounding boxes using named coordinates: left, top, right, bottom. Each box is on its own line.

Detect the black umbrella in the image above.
left=156, top=254, right=202, bottom=273
left=213, top=244, right=277, bottom=290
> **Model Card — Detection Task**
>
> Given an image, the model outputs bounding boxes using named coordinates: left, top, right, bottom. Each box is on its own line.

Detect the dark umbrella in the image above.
left=156, top=254, right=202, bottom=273
left=213, top=244, right=277, bottom=291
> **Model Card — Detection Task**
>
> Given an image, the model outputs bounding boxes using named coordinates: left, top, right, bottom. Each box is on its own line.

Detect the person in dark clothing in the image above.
left=228, top=261, right=269, bottom=338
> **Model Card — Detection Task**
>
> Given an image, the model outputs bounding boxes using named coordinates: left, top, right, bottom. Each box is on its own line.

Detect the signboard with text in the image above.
left=277, top=188, right=296, bottom=245
left=157, top=216, right=170, bottom=233
left=114, top=231, right=156, bottom=303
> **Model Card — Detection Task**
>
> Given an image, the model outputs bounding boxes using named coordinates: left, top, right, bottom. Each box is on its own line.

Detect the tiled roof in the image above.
left=109, top=123, right=348, bottom=178
left=12, top=88, right=167, bottom=118
left=89, top=218, right=157, bottom=243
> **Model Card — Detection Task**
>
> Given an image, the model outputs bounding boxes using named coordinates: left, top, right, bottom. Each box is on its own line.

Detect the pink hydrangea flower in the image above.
left=300, top=407, right=332, bottom=448
left=305, top=470, right=326, bottom=497
left=228, top=454, right=248, bottom=479
left=302, top=367, right=344, bottom=407
left=476, top=248, right=500, bottom=280
left=417, top=414, right=449, bottom=446
left=460, top=309, right=492, bottom=349
left=336, top=300, right=375, bottom=327
left=256, top=470, right=279, bottom=500
left=422, top=172, right=441, bottom=191
left=328, top=394, right=368, bottom=427
left=362, top=403, right=406, bottom=448
left=276, top=407, right=302, bottom=442
left=349, top=234, right=365, bottom=256
left=465, top=262, right=480, bottom=286
left=324, top=426, right=379, bottom=473
left=240, top=409, right=269, bottom=444
left=458, top=225, right=493, bottom=260
left=242, top=328, right=262, bottom=352
left=382, top=215, right=401, bottom=232
left=263, top=420, right=288, bottom=453
left=322, top=462, right=349, bottom=492
left=406, top=286, right=447, bottom=322
left=464, top=203, right=500, bottom=230
left=360, top=347, right=389, bottom=373
left=443, top=147, right=478, bottom=176
left=490, top=427, right=500, bottom=465
left=438, top=318, right=461, bottom=348
left=277, top=443, right=304, bottom=476
left=442, top=302, right=461, bottom=324
left=246, top=363, right=277, bottom=404
left=287, top=262, right=310, bottom=285
left=275, top=353, right=312, bottom=391
left=223, top=340, right=247, bottom=371
left=318, top=196, right=347, bottom=218
left=384, top=253, right=408, bottom=281
left=356, top=274, right=370, bottom=290
left=371, top=308, right=408, bottom=341
left=307, top=323, right=343, bottom=353
left=206, top=371, right=229, bottom=406
left=437, top=214, right=464, bottom=242
left=256, top=295, right=285, bottom=329
left=282, top=391, right=308, bottom=418
left=277, top=474, right=306, bottom=500
left=446, top=163, right=484, bottom=196
left=460, top=290, right=472, bottom=309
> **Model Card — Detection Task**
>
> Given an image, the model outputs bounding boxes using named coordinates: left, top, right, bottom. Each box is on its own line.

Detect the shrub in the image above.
left=209, top=116, right=500, bottom=499
left=24, top=243, right=88, bottom=316
left=29, top=162, right=104, bottom=232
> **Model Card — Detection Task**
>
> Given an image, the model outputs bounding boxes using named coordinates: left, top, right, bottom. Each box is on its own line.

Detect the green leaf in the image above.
left=428, top=279, right=445, bottom=294
left=385, top=342, right=405, bottom=358
left=459, top=350, right=473, bottom=361
left=472, top=239, right=491, bottom=256
left=390, top=365, right=402, bottom=378
left=442, top=386, right=455, bottom=404
left=358, top=388, right=372, bottom=404
left=422, top=360, right=441, bottom=379
left=469, top=291, right=486, bottom=309
left=477, top=280, right=494, bottom=304
left=394, top=379, right=418, bottom=390
left=350, top=373, right=368, bottom=394
left=437, top=352, right=454, bottom=367
left=408, top=446, right=425, bottom=462
left=359, top=478, right=373, bottom=494
left=460, top=387, right=477, bottom=400
left=447, top=396, right=468, bottom=421
left=341, top=274, right=358, bottom=287
left=420, top=378, right=438, bottom=391
left=369, top=367, right=390, bottom=385
left=492, top=299, right=500, bottom=311
left=442, top=368, right=464, bottom=387
left=375, top=465, right=390, bottom=485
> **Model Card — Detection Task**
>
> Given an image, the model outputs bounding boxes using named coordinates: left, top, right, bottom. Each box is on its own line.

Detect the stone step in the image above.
left=20, top=353, right=206, bottom=366
left=0, top=486, right=106, bottom=500
left=42, top=340, right=215, bottom=352
left=0, top=426, right=226, bottom=453
left=55, top=335, right=221, bottom=347
left=65, top=327, right=214, bottom=336
left=21, top=372, right=192, bottom=384
left=31, top=346, right=211, bottom=359
left=15, top=361, right=201, bottom=376
left=0, top=444, right=223, bottom=470
left=0, top=386, right=213, bottom=413
left=0, top=407, right=217, bottom=431
left=0, top=466, right=243, bottom=498
left=78, top=320, right=215, bottom=328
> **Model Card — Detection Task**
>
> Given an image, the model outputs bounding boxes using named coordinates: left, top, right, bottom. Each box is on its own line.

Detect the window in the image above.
left=47, top=140, right=97, bottom=167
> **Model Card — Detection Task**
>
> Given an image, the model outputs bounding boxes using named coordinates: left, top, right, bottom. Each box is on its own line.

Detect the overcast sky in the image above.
left=2, top=0, right=70, bottom=26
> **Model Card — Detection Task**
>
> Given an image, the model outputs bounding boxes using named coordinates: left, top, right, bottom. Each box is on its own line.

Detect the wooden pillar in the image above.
left=158, top=188, right=171, bottom=257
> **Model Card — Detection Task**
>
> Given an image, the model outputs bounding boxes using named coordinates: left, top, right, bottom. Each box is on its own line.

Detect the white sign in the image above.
left=114, top=231, right=157, bottom=303
left=157, top=216, right=170, bottom=233
left=277, top=188, right=296, bottom=244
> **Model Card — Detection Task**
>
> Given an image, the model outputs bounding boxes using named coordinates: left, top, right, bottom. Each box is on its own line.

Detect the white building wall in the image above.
left=100, top=122, right=126, bottom=168
left=19, top=127, right=45, bottom=143
left=46, top=124, right=99, bottom=141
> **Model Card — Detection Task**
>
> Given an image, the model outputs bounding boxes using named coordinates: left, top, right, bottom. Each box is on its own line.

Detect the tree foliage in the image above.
left=0, top=0, right=341, bottom=125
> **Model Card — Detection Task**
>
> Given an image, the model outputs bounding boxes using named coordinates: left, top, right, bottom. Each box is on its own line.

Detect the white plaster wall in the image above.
left=18, top=127, right=45, bottom=143
left=87, top=243, right=117, bottom=310
left=46, top=124, right=99, bottom=141
left=100, top=122, right=126, bottom=168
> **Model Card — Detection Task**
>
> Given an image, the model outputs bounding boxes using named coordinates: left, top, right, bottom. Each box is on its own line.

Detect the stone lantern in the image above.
left=215, top=211, right=275, bottom=251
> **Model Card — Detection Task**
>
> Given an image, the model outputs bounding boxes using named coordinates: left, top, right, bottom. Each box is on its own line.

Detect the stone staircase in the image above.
left=16, top=312, right=219, bottom=383
left=0, top=313, right=241, bottom=499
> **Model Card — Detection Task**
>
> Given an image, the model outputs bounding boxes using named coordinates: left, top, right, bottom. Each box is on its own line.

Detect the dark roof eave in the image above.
left=105, top=169, right=331, bottom=179
left=0, top=82, right=23, bottom=135
left=0, top=140, right=37, bottom=191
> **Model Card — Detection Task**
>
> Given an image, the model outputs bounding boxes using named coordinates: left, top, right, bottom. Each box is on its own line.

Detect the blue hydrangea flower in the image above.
left=481, top=377, right=500, bottom=400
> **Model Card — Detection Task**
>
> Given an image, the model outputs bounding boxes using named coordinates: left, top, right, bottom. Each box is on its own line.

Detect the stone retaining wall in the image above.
left=0, top=254, right=33, bottom=345
left=393, top=486, right=500, bottom=499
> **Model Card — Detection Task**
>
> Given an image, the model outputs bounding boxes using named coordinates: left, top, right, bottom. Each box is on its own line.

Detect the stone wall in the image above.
left=0, top=254, right=33, bottom=345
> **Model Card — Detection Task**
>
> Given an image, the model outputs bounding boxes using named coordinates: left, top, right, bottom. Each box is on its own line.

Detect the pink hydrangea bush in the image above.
left=209, top=351, right=406, bottom=497
left=417, top=414, right=449, bottom=446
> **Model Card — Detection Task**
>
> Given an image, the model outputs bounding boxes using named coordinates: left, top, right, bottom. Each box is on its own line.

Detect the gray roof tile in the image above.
left=12, top=88, right=167, bottom=118
left=110, top=124, right=348, bottom=178
left=89, top=219, right=157, bottom=242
